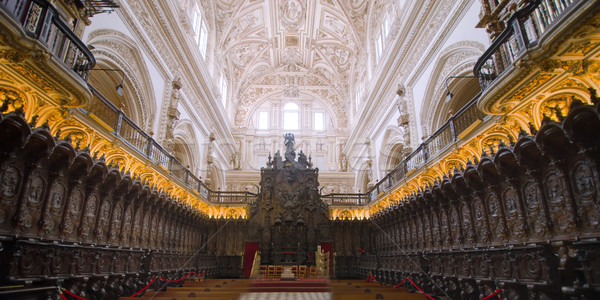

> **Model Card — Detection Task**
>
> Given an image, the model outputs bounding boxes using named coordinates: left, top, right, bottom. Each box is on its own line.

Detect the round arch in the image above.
left=420, top=41, right=486, bottom=136
left=85, top=28, right=157, bottom=131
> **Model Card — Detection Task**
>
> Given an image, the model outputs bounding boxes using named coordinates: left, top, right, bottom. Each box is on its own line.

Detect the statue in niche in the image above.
left=231, top=151, right=241, bottom=170
left=339, top=153, right=348, bottom=171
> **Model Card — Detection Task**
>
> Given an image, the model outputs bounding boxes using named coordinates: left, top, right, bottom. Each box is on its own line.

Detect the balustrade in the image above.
left=208, top=191, right=258, bottom=204
left=320, top=193, right=369, bottom=206
left=0, top=0, right=95, bottom=77
left=365, top=94, right=485, bottom=204
left=474, top=0, right=577, bottom=89
left=84, top=85, right=215, bottom=200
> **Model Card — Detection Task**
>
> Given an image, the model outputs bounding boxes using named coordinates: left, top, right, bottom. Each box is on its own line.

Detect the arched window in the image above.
left=283, top=102, right=299, bottom=130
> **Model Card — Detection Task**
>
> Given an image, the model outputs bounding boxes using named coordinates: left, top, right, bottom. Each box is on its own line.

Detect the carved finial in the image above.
left=518, top=127, right=529, bottom=138
left=589, top=87, right=599, bottom=105
left=498, top=139, right=507, bottom=149
left=0, top=99, right=10, bottom=113
left=64, top=133, right=72, bottom=143
left=541, top=114, right=554, bottom=126
left=528, top=122, right=538, bottom=135
left=507, top=134, right=515, bottom=146
left=552, top=105, right=565, bottom=122
left=569, top=96, right=585, bottom=110
left=14, top=107, right=24, bottom=117
left=29, top=115, right=39, bottom=128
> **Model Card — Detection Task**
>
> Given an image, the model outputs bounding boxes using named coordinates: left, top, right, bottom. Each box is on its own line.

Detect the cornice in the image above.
left=117, top=0, right=236, bottom=158
left=344, top=0, right=432, bottom=153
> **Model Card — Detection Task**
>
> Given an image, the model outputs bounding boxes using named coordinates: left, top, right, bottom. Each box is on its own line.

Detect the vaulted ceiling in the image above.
left=203, top=0, right=389, bottom=130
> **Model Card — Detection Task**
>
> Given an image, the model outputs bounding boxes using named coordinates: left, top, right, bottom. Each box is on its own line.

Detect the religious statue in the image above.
left=284, top=133, right=295, bottom=153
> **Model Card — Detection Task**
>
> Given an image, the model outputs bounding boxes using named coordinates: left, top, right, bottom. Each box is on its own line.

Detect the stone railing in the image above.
left=0, top=0, right=95, bottom=77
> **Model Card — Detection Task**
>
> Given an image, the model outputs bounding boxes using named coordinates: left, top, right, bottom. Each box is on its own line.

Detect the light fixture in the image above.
left=90, top=68, right=126, bottom=96
left=445, top=75, right=476, bottom=103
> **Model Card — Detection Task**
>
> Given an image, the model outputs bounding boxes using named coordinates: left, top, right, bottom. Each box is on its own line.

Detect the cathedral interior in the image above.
left=1, top=0, right=600, bottom=299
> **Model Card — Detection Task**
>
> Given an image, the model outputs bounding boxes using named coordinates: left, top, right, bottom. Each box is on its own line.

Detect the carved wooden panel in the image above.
left=0, top=163, right=24, bottom=234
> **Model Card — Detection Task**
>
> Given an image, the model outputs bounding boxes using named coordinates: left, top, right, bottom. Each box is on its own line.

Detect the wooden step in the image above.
left=121, top=278, right=429, bottom=300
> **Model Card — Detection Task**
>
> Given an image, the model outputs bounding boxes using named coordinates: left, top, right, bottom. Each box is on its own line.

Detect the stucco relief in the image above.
left=280, top=0, right=305, bottom=31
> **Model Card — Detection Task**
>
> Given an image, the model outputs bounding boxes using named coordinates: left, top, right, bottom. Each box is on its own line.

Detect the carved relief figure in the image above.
left=0, top=166, right=20, bottom=197
left=423, top=213, right=431, bottom=248
left=503, top=187, right=524, bottom=239
left=486, top=193, right=505, bottom=240
left=473, top=197, right=488, bottom=243
left=79, top=194, right=98, bottom=240
left=41, top=181, right=66, bottom=236
left=523, top=180, right=548, bottom=237
left=109, top=203, right=123, bottom=244
left=431, top=212, right=440, bottom=247
left=0, top=166, right=21, bottom=226
left=96, top=199, right=112, bottom=242
left=141, top=210, right=151, bottom=247
left=545, top=173, right=574, bottom=233
left=121, top=205, right=133, bottom=245
left=61, top=188, right=84, bottom=239
left=440, top=210, right=450, bottom=246
left=450, top=206, right=461, bottom=245
left=17, top=173, right=45, bottom=233
left=461, top=203, right=474, bottom=244
left=571, top=162, right=599, bottom=228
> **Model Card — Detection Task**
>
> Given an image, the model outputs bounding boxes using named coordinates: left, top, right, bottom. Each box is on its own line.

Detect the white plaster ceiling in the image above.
left=204, top=0, right=385, bottom=130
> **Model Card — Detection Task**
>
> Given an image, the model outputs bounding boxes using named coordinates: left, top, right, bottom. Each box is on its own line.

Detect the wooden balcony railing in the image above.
left=0, top=0, right=95, bottom=77
left=474, top=0, right=577, bottom=90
